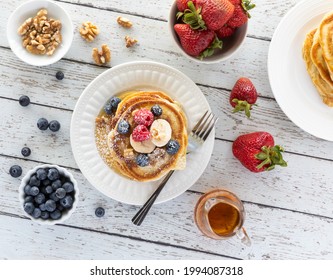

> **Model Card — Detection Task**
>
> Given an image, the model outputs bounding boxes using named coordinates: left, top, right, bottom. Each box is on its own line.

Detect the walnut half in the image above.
left=117, top=16, right=132, bottom=28
left=92, top=44, right=111, bottom=65
left=80, top=21, right=99, bottom=42
left=125, top=35, right=138, bottom=48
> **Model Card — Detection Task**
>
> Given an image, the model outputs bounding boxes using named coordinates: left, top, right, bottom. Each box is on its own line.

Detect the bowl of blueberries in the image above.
left=19, top=164, right=79, bottom=225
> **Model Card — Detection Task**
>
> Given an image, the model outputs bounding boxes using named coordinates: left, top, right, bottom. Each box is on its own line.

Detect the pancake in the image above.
left=319, top=11, right=333, bottom=81
left=105, top=91, right=188, bottom=182
left=303, top=29, right=333, bottom=106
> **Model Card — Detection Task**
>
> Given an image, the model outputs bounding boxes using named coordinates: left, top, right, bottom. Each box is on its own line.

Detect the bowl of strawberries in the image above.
left=169, top=0, right=255, bottom=63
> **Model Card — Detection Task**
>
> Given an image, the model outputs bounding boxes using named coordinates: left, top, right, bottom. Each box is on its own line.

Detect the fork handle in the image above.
left=132, top=170, right=175, bottom=226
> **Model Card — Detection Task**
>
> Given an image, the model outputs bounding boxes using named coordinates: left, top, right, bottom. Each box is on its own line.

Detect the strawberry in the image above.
left=227, top=0, right=256, bottom=28
left=232, top=132, right=287, bottom=173
left=178, top=0, right=234, bottom=31
left=230, top=77, right=258, bottom=118
left=174, top=24, right=222, bottom=58
left=177, top=0, right=197, bottom=12
left=216, top=25, right=235, bottom=39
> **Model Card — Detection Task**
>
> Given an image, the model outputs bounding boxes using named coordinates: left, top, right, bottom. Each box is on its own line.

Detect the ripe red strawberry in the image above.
left=227, top=0, right=256, bottom=28
left=179, top=0, right=234, bottom=31
left=174, top=24, right=222, bottom=58
left=216, top=25, right=235, bottom=39
left=177, top=0, right=197, bottom=12
left=230, top=77, right=258, bottom=118
left=232, top=132, right=287, bottom=173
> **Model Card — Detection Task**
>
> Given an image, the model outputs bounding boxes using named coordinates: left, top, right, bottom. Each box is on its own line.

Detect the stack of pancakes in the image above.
left=107, top=91, right=188, bottom=182
left=303, top=12, right=333, bottom=106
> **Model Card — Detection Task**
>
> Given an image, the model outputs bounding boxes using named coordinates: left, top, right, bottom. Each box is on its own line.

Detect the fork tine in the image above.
left=191, top=110, right=208, bottom=133
left=202, top=117, right=218, bottom=141
left=198, top=113, right=214, bottom=139
left=193, top=112, right=212, bottom=136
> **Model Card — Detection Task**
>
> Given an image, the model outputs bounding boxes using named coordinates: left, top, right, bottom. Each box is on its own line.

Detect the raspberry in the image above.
left=133, top=109, right=154, bottom=126
left=132, top=125, right=151, bottom=142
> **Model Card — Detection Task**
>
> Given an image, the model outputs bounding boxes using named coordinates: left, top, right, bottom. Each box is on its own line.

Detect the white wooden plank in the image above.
left=0, top=215, right=229, bottom=259
left=0, top=156, right=333, bottom=259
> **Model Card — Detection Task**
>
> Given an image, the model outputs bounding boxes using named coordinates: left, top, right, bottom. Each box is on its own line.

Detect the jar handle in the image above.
left=236, top=227, right=251, bottom=247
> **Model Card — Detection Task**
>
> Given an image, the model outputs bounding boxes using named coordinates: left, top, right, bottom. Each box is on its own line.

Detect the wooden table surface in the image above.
left=1, top=0, right=333, bottom=260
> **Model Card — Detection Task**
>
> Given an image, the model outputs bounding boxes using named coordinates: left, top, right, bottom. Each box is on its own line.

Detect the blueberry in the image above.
left=49, top=120, right=61, bottom=132
left=37, top=118, right=49, bottom=130
left=56, top=71, right=64, bottom=80
left=166, top=140, right=180, bottom=155
left=50, top=210, right=62, bottom=220
left=110, top=97, right=121, bottom=111
left=30, top=186, right=39, bottom=196
left=36, top=168, right=47, bottom=180
left=45, top=199, right=57, bottom=212
left=136, top=154, right=149, bottom=167
left=19, top=95, right=30, bottom=107
left=51, top=179, right=62, bottom=190
left=45, top=185, right=53, bottom=194
left=62, top=182, right=74, bottom=193
left=24, top=185, right=32, bottom=195
left=40, top=211, right=49, bottom=220
left=60, top=195, right=74, bottom=209
left=42, top=179, right=51, bottom=186
left=24, top=202, right=35, bottom=214
left=39, top=203, right=46, bottom=211
left=21, top=147, right=31, bottom=157
left=35, top=193, right=46, bottom=204
left=117, top=119, right=130, bottom=134
left=32, top=208, right=42, bottom=219
left=55, top=188, right=66, bottom=199
left=151, top=104, right=162, bottom=116
left=29, top=175, right=40, bottom=187
left=49, top=192, right=60, bottom=202
left=9, top=165, right=22, bottom=178
left=57, top=204, right=64, bottom=212
left=48, top=168, right=59, bottom=181
left=95, top=207, right=105, bottom=218
left=24, top=195, right=34, bottom=203
left=104, top=103, right=113, bottom=115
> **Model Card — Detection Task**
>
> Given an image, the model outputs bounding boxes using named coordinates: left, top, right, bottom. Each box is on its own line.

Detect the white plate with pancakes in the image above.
left=71, top=61, right=214, bottom=205
left=268, top=0, right=333, bottom=141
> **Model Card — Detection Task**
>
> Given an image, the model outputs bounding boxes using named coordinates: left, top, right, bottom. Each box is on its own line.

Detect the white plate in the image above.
left=70, top=61, right=214, bottom=205
left=268, top=0, right=333, bottom=141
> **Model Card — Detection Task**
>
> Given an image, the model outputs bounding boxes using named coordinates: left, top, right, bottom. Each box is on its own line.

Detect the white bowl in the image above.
left=168, top=1, right=248, bottom=64
left=7, top=0, right=73, bottom=66
left=19, top=164, right=79, bottom=225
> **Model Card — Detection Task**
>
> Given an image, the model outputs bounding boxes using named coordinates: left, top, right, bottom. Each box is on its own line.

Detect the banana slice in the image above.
left=130, top=134, right=156, bottom=153
left=150, top=119, right=172, bottom=147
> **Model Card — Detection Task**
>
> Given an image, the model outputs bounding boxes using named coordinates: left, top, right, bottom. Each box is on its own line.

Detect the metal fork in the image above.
left=132, top=110, right=218, bottom=226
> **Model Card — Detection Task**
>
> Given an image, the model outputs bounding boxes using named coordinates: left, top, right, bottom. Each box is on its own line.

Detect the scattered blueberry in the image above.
left=50, top=209, right=62, bottom=220
left=45, top=185, right=53, bottom=194
left=117, top=119, right=130, bottom=134
left=35, top=193, right=46, bottom=204
left=42, top=179, right=51, bottom=186
left=104, top=102, right=113, bottom=115
left=55, top=188, right=66, bottom=199
left=9, top=165, right=22, bottom=178
left=21, top=147, right=31, bottom=157
left=32, top=208, right=42, bottom=219
left=49, top=192, right=60, bottom=202
left=136, top=154, right=149, bottom=167
left=48, top=168, right=59, bottom=181
left=95, top=207, right=105, bottom=218
left=45, top=199, right=57, bottom=212
left=36, top=168, right=47, bottom=181
left=29, top=175, right=40, bottom=187
left=24, top=196, right=34, bottom=203
left=24, top=202, right=35, bottom=214
left=24, top=185, right=32, bottom=195
left=166, top=140, right=180, bottom=155
left=55, top=71, right=64, bottom=80
left=49, top=120, right=61, bottom=132
left=62, top=182, right=74, bottom=193
left=60, top=195, right=73, bottom=208
left=40, top=211, right=49, bottom=220
left=51, top=179, right=62, bottom=190
left=30, top=186, right=39, bottom=196
left=37, top=118, right=49, bottom=130
left=151, top=104, right=162, bottom=116
left=110, top=97, right=121, bottom=111
left=39, top=203, right=46, bottom=211
left=19, top=95, right=30, bottom=107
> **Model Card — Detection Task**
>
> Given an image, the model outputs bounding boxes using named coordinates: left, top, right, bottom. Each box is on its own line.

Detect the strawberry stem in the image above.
left=197, top=36, right=223, bottom=60
left=232, top=98, right=257, bottom=118
left=255, top=145, right=287, bottom=171
left=180, top=1, right=207, bottom=30
left=241, top=0, right=256, bottom=18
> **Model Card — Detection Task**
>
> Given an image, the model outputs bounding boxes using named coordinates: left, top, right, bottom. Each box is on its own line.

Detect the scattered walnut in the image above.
left=79, top=21, right=99, bottom=42
left=17, top=9, right=62, bottom=56
left=92, top=44, right=111, bottom=65
left=125, top=35, right=138, bottom=48
left=117, top=16, right=132, bottom=28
